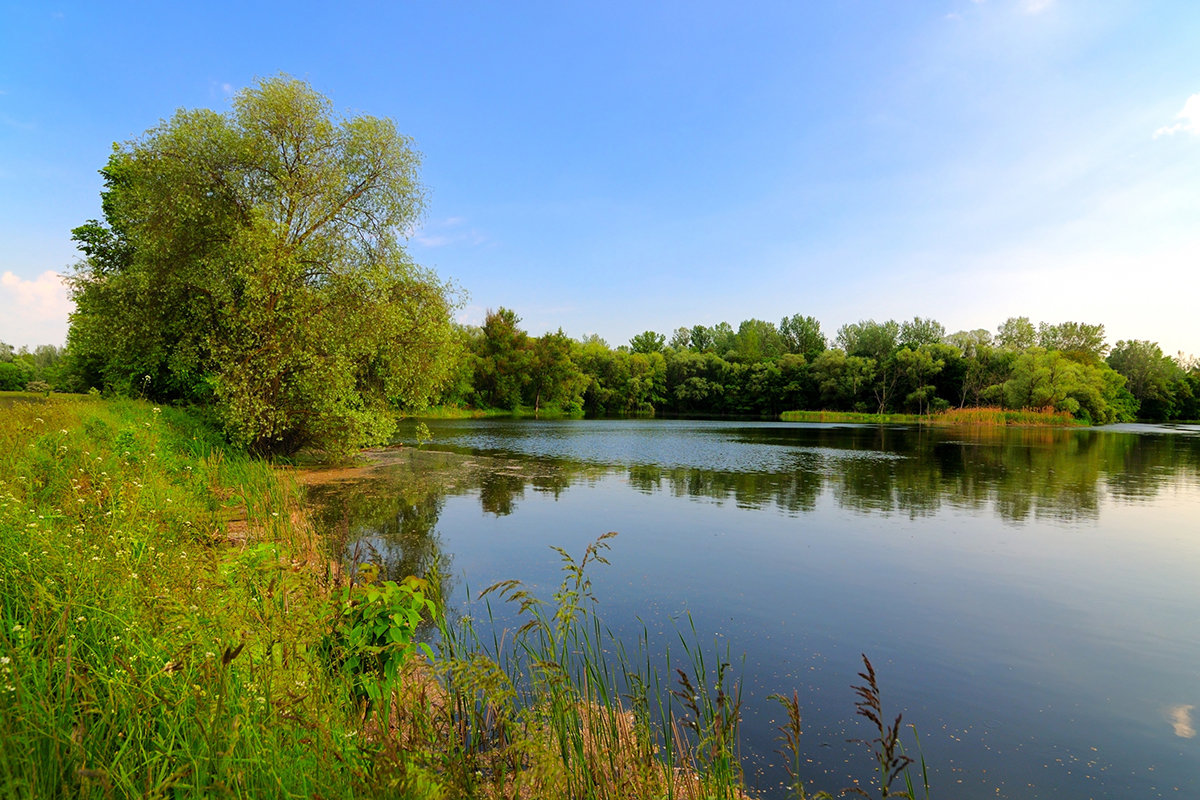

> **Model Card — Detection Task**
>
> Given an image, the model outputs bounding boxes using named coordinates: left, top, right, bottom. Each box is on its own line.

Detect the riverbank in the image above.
left=0, top=397, right=924, bottom=799
left=780, top=406, right=1080, bottom=426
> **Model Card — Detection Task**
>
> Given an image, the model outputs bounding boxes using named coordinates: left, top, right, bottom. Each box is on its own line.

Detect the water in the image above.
left=306, top=419, right=1200, bottom=798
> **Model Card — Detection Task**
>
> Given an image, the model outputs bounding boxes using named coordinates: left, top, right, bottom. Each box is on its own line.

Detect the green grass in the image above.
left=406, top=404, right=585, bottom=420
left=779, top=410, right=923, bottom=424
left=0, top=396, right=371, bottom=798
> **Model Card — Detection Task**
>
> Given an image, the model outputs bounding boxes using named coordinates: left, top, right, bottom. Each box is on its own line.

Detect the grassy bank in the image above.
left=0, top=396, right=371, bottom=797
left=780, top=406, right=1079, bottom=427
left=408, top=404, right=585, bottom=420
left=1, top=397, right=927, bottom=799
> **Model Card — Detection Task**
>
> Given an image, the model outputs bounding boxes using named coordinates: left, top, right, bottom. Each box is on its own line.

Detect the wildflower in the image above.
left=152, top=408, right=161, bottom=414
left=0, top=657, right=10, bottom=665
left=205, top=652, right=215, bottom=659
left=131, top=573, right=138, bottom=579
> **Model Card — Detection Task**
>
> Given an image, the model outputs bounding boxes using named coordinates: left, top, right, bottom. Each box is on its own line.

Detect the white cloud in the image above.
left=1023, top=0, right=1053, bottom=12
left=0, top=271, right=72, bottom=347
left=1154, top=93, right=1200, bottom=138
left=412, top=216, right=488, bottom=248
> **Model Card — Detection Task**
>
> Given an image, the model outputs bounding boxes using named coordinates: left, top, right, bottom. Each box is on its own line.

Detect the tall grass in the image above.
left=1, top=396, right=931, bottom=798
left=0, top=397, right=367, bottom=798
left=779, top=411, right=922, bottom=424
left=928, top=406, right=1077, bottom=427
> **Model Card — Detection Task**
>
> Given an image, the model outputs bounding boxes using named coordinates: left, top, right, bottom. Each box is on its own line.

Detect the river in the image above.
left=305, top=418, right=1200, bottom=799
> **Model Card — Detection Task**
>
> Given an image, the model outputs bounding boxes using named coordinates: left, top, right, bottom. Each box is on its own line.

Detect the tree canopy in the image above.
left=66, top=76, right=458, bottom=456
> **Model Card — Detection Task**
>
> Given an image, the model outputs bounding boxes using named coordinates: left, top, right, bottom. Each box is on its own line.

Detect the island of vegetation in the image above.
left=1, top=74, right=1195, bottom=799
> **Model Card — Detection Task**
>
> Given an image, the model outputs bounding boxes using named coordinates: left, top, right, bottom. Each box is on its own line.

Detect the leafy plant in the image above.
left=330, top=568, right=436, bottom=723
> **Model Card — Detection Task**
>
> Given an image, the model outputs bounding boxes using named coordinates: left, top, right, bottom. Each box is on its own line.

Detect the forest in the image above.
left=434, top=309, right=1200, bottom=424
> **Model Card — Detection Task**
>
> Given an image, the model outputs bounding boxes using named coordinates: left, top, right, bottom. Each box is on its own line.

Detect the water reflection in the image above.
left=369, top=421, right=1200, bottom=524
left=302, top=421, right=1200, bottom=799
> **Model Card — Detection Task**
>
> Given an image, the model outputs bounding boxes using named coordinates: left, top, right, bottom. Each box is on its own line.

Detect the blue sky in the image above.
left=2, top=1, right=1198, bottom=355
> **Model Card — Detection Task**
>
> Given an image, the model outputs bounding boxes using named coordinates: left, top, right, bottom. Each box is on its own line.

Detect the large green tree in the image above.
left=67, top=76, right=458, bottom=456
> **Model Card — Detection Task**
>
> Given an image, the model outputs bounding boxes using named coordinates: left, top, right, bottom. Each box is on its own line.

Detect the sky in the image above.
left=1, top=0, right=1198, bottom=355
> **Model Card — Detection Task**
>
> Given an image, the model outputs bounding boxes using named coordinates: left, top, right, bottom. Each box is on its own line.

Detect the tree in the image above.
left=779, top=314, right=826, bottom=360
left=474, top=308, right=530, bottom=410
left=733, top=318, right=783, bottom=362
left=668, top=327, right=692, bottom=350
left=689, top=325, right=713, bottom=352
left=1038, top=321, right=1108, bottom=362
left=810, top=349, right=875, bottom=410
left=898, top=317, right=946, bottom=350
left=67, top=76, right=458, bottom=455
left=1107, top=340, right=1180, bottom=420
left=528, top=329, right=587, bottom=414
left=837, top=319, right=900, bottom=363
left=996, top=317, right=1036, bottom=350
left=629, top=330, right=666, bottom=354
left=946, top=329, right=993, bottom=359
left=896, top=345, right=947, bottom=415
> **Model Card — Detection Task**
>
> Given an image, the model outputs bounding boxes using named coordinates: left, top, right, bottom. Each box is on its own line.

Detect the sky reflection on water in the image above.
left=307, top=420, right=1200, bottom=799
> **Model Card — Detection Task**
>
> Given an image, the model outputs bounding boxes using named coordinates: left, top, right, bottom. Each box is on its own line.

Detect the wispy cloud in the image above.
left=412, top=216, right=488, bottom=248
left=0, top=271, right=72, bottom=347
left=1155, top=93, right=1200, bottom=138
left=1022, top=0, right=1053, bottom=13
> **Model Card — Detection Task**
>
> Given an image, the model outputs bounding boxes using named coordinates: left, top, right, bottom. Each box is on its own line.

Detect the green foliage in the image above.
left=838, top=319, right=901, bottom=363
left=629, top=330, right=666, bottom=354
left=780, top=314, right=828, bottom=360
left=898, top=317, right=946, bottom=350
left=1107, top=340, right=1183, bottom=420
left=0, top=398, right=371, bottom=798
left=65, top=75, right=458, bottom=457
left=428, top=308, right=1191, bottom=424
left=474, top=308, right=532, bottom=410
left=1002, top=348, right=1135, bottom=424
left=530, top=329, right=588, bottom=413
left=329, top=571, right=435, bottom=720
left=1037, top=321, right=1108, bottom=363
left=995, top=316, right=1036, bottom=350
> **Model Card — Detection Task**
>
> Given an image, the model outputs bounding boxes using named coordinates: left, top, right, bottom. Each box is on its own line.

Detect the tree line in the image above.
left=436, top=309, right=1200, bottom=423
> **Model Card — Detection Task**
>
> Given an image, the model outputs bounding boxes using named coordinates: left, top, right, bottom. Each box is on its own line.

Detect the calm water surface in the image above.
left=307, top=419, right=1200, bottom=799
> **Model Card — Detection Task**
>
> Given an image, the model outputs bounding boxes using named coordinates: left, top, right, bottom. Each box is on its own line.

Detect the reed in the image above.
left=779, top=410, right=922, bottom=424
left=930, top=406, right=1077, bottom=427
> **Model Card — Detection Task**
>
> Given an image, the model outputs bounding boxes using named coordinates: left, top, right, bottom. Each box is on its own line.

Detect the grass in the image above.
left=929, top=406, right=1078, bottom=427
left=780, top=406, right=1079, bottom=427
left=779, top=410, right=923, bottom=424
left=0, top=390, right=76, bottom=409
left=1, top=396, right=930, bottom=799
left=405, top=404, right=585, bottom=420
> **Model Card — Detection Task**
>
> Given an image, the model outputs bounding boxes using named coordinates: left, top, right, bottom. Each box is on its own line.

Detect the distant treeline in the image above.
left=6, top=310, right=1197, bottom=425
left=0, top=343, right=67, bottom=393
left=434, top=310, right=1200, bottom=423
